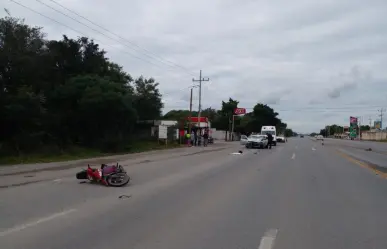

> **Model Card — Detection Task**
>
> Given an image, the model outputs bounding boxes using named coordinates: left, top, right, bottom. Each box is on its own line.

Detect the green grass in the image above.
left=373, top=139, right=387, bottom=143
left=0, top=141, right=183, bottom=166
left=360, top=139, right=387, bottom=143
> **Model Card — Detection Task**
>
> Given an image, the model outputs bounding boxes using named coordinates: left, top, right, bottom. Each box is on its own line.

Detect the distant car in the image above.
left=300, top=135, right=304, bottom=138
left=276, top=136, right=286, bottom=143
left=316, top=135, right=324, bottom=140
left=245, top=135, right=269, bottom=149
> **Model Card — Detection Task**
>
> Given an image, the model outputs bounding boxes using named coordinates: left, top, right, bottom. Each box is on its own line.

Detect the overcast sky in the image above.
left=3, top=0, right=387, bottom=133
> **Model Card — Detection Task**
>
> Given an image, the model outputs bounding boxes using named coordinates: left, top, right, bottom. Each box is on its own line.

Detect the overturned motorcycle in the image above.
left=76, top=163, right=130, bottom=187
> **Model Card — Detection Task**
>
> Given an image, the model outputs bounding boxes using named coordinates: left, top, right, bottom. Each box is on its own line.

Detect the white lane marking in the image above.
left=312, top=147, right=316, bottom=151
left=0, top=209, right=77, bottom=237
left=291, top=153, right=296, bottom=159
left=231, top=152, right=243, bottom=155
left=258, top=229, right=278, bottom=249
left=53, top=179, right=62, bottom=182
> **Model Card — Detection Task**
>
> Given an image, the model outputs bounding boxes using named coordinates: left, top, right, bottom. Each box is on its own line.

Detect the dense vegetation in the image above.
left=0, top=17, right=294, bottom=163
left=164, top=98, right=295, bottom=138
left=317, top=124, right=370, bottom=136
left=0, top=17, right=163, bottom=161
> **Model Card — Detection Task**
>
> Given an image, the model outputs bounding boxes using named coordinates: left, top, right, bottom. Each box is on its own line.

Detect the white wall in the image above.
left=160, top=120, right=178, bottom=126
left=362, top=131, right=387, bottom=140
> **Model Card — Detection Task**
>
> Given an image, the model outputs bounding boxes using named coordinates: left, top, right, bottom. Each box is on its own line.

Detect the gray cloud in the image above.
left=4, top=0, right=387, bottom=132
left=327, top=66, right=371, bottom=99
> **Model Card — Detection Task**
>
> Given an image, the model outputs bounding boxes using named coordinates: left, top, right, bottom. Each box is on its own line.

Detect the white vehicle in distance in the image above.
left=261, top=126, right=277, bottom=146
left=276, top=135, right=286, bottom=143
left=316, top=135, right=324, bottom=140
left=245, top=135, right=269, bottom=149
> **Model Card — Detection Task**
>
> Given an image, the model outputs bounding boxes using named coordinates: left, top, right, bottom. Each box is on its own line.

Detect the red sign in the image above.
left=186, top=117, right=209, bottom=123
left=234, top=108, right=246, bottom=115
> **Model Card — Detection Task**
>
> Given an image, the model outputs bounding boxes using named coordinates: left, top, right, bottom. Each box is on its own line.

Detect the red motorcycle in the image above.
left=76, top=163, right=130, bottom=187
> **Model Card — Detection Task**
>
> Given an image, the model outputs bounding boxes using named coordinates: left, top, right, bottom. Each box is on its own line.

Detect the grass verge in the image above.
left=0, top=141, right=182, bottom=166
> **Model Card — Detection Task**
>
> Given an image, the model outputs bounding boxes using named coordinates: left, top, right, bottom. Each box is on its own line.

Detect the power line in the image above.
left=11, top=0, right=194, bottom=76
left=43, top=0, right=197, bottom=76
left=11, top=0, right=203, bottom=101
left=10, top=1, right=164, bottom=68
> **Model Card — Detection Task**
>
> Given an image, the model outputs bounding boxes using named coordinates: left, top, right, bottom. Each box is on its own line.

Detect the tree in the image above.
left=164, top=110, right=194, bottom=121
left=163, top=108, right=217, bottom=124
left=239, top=103, right=282, bottom=134
left=360, top=125, right=370, bottom=131
left=201, top=107, right=218, bottom=122
left=0, top=17, right=164, bottom=157
left=317, top=124, right=369, bottom=138
left=212, top=98, right=239, bottom=140
left=277, top=122, right=287, bottom=135
left=133, top=76, right=163, bottom=120
left=284, top=128, right=293, bottom=137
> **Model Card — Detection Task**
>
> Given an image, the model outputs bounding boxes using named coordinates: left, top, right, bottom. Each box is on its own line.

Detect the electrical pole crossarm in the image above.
left=192, top=70, right=209, bottom=133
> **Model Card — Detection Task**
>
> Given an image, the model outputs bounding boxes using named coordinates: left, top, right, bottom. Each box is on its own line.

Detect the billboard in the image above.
left=350, top=116, right=358, bottom=124
left=349, top=116, right=358, bottom=138
left=374, top=120, right=381, bottom=129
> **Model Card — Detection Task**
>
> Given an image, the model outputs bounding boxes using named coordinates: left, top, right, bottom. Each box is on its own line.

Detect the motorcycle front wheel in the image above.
left=76, top=170, right=88, bottom=179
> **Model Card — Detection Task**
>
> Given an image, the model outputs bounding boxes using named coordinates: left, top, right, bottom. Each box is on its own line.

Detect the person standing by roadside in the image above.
left=191, top=131, right=195, bottom=146
left=203, top=130, right=209, bottom=147
left=193, top=129, right=198, bottom=146
left=266, top=132, right=273, bottom=149
left=185, top=132, right=191, bottom=147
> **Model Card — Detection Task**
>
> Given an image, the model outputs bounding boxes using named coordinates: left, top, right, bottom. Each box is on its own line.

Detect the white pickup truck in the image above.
left=276, top=135, right=286, bottom=143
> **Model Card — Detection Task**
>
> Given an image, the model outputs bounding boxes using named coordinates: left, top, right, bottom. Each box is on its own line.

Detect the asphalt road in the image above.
left=314, top=137, right=387, bottom=169
left=2, top=138, right=387, bottom=249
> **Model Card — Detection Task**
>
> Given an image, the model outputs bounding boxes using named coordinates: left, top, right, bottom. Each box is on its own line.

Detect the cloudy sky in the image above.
left=3, top=0, right=387, bottom=133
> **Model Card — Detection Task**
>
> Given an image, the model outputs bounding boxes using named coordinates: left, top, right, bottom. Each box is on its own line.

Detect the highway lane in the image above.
left=321, top=137, right=387, bottom=153
left=0, top=144, right=242, bottom=230
left=313, top=137, right=387, bottom=170
left=2, top=139, right=387, bottom=248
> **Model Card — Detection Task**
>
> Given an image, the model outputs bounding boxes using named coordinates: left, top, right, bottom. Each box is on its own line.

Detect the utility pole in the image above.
left=357, top=116, right=362, bottom=140
left=192, top=70, right=209, bottom=135
left=369, top=116, right=372, bottom=128
left=378, top=108, right=386, bottom=130
left=188, top=88, right=193, bottom=134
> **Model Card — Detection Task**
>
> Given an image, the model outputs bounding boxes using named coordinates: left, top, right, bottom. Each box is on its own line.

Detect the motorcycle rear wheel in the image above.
left=106, top=173, right=130, bottom=187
